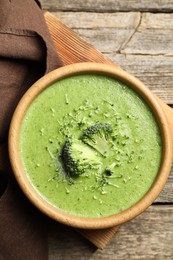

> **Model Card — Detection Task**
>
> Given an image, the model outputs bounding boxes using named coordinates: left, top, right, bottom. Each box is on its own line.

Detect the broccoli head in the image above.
left=62, top=139, right=101, bottom=177
left=80, top=123, right=113, bottom=157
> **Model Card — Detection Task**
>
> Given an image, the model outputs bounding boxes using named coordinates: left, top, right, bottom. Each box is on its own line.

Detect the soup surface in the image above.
left=20, top=74, right=162, bottom=218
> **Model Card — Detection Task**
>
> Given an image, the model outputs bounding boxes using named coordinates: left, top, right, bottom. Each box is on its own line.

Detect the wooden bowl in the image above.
left=8, top=62, right=173, bottom=229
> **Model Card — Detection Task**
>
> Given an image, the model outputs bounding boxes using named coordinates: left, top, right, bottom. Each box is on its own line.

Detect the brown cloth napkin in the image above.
left=0, top=0, right=62, bottom=259
left=0, top=144, right=49, bottom=260
left=0, top=0, right=62, bottom=142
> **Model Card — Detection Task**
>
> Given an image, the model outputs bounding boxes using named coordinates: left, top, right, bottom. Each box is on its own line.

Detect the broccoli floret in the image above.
left=62, top=139, right=101, bottom=177
left=81, top=123, right=113, bottom=157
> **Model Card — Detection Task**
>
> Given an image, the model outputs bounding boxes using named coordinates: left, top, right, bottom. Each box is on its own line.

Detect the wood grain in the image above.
left=52, top=11, right=141, bottom=29
left=122, top=20, right=173, bottom=55
left=50, top=11, right=141, bottom=54
left=46, top=11, right=173, bottom=104
left=45, top=12, right=114, bottom=66
left=111, top=54, right=173, bottom=105
left=156, top=165, right=173, bottom=203
left=48, top=205, right=173, bottom=259
left=40, top=0, right=173, bottom=13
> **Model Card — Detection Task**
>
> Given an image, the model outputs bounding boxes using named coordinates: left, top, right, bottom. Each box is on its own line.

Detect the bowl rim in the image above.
left=8, top=62, right=173, bottom=229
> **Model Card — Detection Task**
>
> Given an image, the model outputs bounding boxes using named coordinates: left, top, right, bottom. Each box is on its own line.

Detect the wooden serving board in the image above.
left=44, top=12, right=173, bottom=249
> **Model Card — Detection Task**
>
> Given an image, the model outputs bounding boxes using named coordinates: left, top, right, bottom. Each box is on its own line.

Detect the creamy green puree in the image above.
left=20, top=74, right=162, bottom=218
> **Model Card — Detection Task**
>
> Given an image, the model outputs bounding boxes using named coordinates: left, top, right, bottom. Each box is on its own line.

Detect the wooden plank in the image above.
left=40, top=0, right=173, bottom=13
left=52, top=11, right=140, bottom=29
left=122, top=29, right=173, bottom=55
left=46, top=12, right=173, bottom=104
left=155, top=165, right=173, bottom=203
left=140, top=12, right=173, bottom=29
left=122, top=13, right=173, bottom=55
left=51, top=12, right=140, bottom=53
left=48, top=205, right=173, bottom=259
left=51, top=12, right=173, bottom=56
left=111, top=54, right=173, bottom=104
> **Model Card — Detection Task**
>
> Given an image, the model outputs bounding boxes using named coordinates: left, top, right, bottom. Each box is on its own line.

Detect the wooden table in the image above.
left=40, top=1, right=173, bottom=259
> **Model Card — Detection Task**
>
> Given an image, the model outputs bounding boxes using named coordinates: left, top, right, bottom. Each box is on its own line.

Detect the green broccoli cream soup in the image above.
left=20, top=74, right=162, bottom=218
